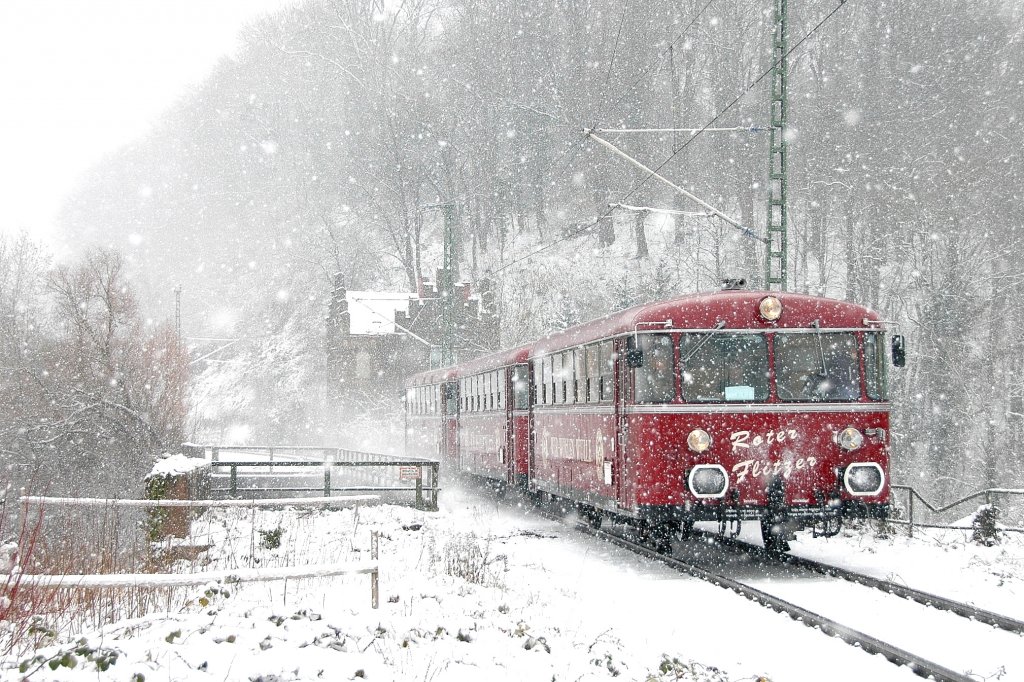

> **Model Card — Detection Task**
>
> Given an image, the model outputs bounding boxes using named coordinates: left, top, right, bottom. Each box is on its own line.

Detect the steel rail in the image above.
left=533, top=506, right=972, bottom=682
left=784, top=553, right=1024, bottom=634
left=701, top=532, right=1024, bottom=635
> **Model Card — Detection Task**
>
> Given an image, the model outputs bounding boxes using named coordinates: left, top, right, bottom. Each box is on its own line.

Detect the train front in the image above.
left=629, top=290, right=899, bottom=552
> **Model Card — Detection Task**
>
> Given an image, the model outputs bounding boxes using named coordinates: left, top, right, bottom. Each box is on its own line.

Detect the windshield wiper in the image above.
left=811, top=319, right=828, bottom=377
left=681, top=320, right=727, bottom=365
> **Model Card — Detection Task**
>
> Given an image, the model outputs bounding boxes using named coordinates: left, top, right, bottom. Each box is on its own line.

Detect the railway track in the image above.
left=701, top=530, right=1024, bottom=636
left=528, top=501, right=1019, bottom=682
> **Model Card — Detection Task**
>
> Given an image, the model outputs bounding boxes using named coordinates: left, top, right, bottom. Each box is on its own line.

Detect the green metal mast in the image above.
left=765, top=0, right=789, bottom=291
left=439, top=201, right=458, bottom=367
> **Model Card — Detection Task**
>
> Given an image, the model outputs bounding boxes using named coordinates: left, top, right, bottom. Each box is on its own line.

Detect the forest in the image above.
left=2, top=0, right=1023, bottom=505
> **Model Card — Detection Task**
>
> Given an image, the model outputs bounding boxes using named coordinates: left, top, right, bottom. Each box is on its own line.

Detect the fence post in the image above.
left=212, top=446, right=220, bottom=463
left=230, top=464, right=238, bottom=497
left=415, top=467, right=424, bottom=510
left=268, top=447, right=274, bottom=473
left=324, top=467, right=331, bottom=497
left=371, top=530, right=379, bottom=609
left=431, top=462, right=440, bottom=511
left=908, top=489, right=914, bottom=539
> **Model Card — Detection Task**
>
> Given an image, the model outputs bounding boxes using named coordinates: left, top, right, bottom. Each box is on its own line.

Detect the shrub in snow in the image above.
left=259, top=526, right=285, bottom=550
left=971, top=504, right=1001, bottom=546
left=434, top=532, right=503, bottom=585
left=647, top=655, right=735, bottom=681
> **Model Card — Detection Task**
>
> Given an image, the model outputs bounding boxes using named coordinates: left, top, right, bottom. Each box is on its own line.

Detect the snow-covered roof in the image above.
left=346, top=291, right=418, bottom=335
left=147, top=453, right=209, bottom=479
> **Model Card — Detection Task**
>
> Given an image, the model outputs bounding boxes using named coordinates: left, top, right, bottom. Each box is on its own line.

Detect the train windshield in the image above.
left=774, top=332, right=861, bottom=401
left=864, top=332, right=888, bottom=400
left=681, top=333, right=769, bottom=402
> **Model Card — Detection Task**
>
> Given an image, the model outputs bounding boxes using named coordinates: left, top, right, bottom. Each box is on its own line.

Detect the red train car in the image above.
left=406, top=287, right=901, bottom=552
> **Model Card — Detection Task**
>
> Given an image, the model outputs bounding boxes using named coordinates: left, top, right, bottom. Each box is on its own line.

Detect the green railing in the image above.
left=890, top=485, right=1024, bottom=537
left=187, top=445, right=440, bottom=511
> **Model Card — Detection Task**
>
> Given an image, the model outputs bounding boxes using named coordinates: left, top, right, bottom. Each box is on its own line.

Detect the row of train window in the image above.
left=459, top=371, right=505, bottom=412
left=408, top=384, right=441, bottom=415
left=457, top=368, right=532, bottom=412
left=533, top=340, right=615, bottom=406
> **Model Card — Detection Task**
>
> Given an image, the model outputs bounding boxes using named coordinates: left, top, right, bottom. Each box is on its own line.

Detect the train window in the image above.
left=583, top=345, right=597, bottom=402
left=553, top=354, right=564, bottom=404
left=533, top=359, right=543, bottom=404
left=573, top=350, right=585, bottom=403
left=442, top=383, right=454, bottom=413
left=864, top=333, right=888, bottom=400
left=513, top=365, right=530, bottom=409
left=489, top=371, right=496, bottom=410
left=682, top=333, right=769, bottom=402
left=545, top=356, right=555, bottom=405
left=775, top=332, right=860, bottom=402
left=634, top=334, right=676, bottom=403
left=599, top=341, right=614, bottom=401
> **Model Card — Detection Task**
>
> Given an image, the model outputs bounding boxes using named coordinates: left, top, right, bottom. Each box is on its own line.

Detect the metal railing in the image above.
left=188, top=445, right=440, bottom=511
left=890, top=485, right=1024, bottom=537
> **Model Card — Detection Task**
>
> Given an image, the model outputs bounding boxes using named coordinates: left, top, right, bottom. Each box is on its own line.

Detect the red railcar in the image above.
left=406, top=288, right=900, bottom=551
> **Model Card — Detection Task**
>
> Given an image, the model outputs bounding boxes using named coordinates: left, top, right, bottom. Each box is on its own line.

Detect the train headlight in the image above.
left=836, top=427, right=864, bottom=451
left=759, top=296, right=783, bottom=321
left=844, top=463, right=884, bottom=496
left=688, top=465, right=729, bottom=498
left=687, top=429, right=712, bottom=453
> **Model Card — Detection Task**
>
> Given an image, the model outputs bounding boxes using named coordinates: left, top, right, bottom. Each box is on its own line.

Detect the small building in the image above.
left=326, top=273, right=499, bottom=403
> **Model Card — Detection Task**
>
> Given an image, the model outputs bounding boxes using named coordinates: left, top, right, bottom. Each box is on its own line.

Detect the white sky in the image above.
left=0, top=0, right=296, bottom=243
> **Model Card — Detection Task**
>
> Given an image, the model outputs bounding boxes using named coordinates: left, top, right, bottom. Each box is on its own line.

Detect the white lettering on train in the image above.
left=543, top=436, right=595, bottom=462
left=730, top=428, right=798, bottom=452
left=732, top=456, right=818, bottom=484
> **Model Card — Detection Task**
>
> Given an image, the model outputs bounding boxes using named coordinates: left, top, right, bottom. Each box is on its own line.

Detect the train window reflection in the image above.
left=864, top=333, right=887, bottom=400
left=775, top=332, right=861, bottom=402
left=681, top=333, right=768, bottom=402
left=633, top=334, right=675, bottom=403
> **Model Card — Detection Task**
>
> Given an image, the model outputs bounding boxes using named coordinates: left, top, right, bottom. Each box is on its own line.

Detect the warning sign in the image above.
left=399, top=466, right=421, bottom=481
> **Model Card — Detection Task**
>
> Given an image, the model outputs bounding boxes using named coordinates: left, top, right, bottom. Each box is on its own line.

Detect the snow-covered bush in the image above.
left=971, top=504, right=1001, bottom=546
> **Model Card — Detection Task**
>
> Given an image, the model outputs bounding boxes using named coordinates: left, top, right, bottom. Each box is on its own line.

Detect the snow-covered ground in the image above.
left=6, top=486, right=1023, bottom=681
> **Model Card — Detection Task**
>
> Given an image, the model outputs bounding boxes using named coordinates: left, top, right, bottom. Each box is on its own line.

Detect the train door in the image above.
left=527, top=359, right=539, bottom=491
left=615, top=337, right=636, bottom=511
left=510, top=363, right=531, bottom=489
left=442, top=381, right=459, bottom=469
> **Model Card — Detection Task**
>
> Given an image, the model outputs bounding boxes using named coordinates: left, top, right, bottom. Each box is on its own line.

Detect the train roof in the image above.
left=530, top=289, right=882, bottom=356
left=405, top=344, right=531, bottom=385
left=405, top=290, right=882, bottom=381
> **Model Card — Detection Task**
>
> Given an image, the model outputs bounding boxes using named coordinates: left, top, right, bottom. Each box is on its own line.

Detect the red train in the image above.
left=405, top=287, right=902, bottom=552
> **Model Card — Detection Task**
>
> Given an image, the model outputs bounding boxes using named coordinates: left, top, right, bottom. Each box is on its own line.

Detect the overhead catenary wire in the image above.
left=595, top=0, right=720, bottom=129
left=490, top=0, right=854, bottom=277
left=587, top=130, right=761, bottom=241
left=448, top=0, right=718, bottom=210
left=609, top=203, right=714, bottom=217
left=594, top=126, right=768, bottom=134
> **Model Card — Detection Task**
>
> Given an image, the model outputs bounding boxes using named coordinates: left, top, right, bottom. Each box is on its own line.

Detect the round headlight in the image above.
left=844, top=463, right=884, bottom=495
left=759, top=296, right=782, bottom=321
left=688, top=465, right=728, bottom=498
left=687, top=429, right=711, bottom=453
left=837, top=427, right=864, bottom=451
